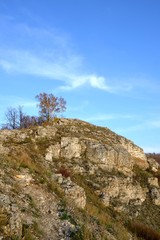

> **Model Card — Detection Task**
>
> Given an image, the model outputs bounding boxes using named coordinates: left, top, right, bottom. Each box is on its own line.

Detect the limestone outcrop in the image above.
left=0, top=118, right=159, bottom=240
left=97, top=176, right=148, bottom=207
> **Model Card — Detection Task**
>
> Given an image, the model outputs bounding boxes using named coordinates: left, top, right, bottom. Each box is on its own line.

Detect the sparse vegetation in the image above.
left=128, top=221, right=160, bottom=240
left=146, top=153, right=160, bottom=164
left=1, top=92, right=67, bottom=129
left=22, top=222, right=43, bottom=240
left=0, top=212, right=9, bottom=233
left=0, top=118, right=160, bottom=240
left=133, top=165, right=153, bottom=186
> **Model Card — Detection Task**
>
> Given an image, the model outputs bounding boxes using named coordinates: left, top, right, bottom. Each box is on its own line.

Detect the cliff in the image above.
left=0, top=118, right=160, bottom=240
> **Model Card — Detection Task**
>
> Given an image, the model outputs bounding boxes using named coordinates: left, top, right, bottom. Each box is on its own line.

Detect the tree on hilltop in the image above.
left=4, top=107, right=19, bottom=129
left=35, top=92, right=66, bottom=122
left=2, top=106, right=40, bottom=129
left=3, top=106, right=26, bottom=129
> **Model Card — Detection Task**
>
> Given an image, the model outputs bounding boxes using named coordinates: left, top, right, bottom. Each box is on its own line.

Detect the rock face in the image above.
left=98, top=177, right=147, bottom=207
left=0, top=118, right=148, bottom=172
left=119, top=137, right=147, bottom=161
left=45, top=143, right=61, bottom=161
left=148, top=158, right=159, bottom=172
left=60, top=137, right=133, bottom=175
left=61, top=137, right=82, bottom=159
left=0, top=118, right=159, bottom=240
left=64, top=183, right=86, bottom=209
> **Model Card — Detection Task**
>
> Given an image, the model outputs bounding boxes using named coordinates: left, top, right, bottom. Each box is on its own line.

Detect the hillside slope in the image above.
left=0, top=118, right=160, bottom=240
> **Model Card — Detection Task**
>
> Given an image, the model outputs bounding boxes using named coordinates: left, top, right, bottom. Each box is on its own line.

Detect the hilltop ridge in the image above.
left=0, top=118, right=160, bottom=240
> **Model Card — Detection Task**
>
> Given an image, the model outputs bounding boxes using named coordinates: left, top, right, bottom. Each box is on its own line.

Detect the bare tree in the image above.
left=18, top=106, right=26, bottom=129
left=5, top=107, right=19, bottom=129
left=35, top=93, right=66, bottom=121
left=21, top=115, right=43, bottom=128
left=57, top=97, right=67, bottom=116
left=3, top=106, right=27, bottom=129
left=2, top=93, right=66, bottom=130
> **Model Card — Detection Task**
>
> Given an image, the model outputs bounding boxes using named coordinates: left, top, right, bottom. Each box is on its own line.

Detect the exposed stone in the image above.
left=147, top=158, right=159, bottom=172
left=61, top=137, right=82, bottom=159
left=52, top=173, right=63, bottom=184
left=0, top=118, right=160, bottom=239
left=0, top=194, right=11, bottom=212
left=14, top=172, right=33, bottom=186
left=0, top=195, right=22, bottom=239
left=45, top=143, right=61, bottom=161
left=64, top=183, right=86, bottom=209
left=24, top=184, right=61, bottom=239
left=98, top=177, right=147, bottom=207
left=119, top=137, right=146, bottom=161
left=150, top=188, right=160, bottom=205
left=71, top=165, right=86, bottom=174
left=9, top=204, right=22, bottom=238
left=36, top=126, right=57, bottom=138
left=59, top=220, right=77, bottom=239
left=85, top=140, right=133, bottom=175
left=148, top=177, right=159, bottom=187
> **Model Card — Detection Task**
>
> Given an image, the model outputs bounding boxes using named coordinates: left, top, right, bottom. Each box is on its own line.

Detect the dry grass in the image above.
left=0, top=212, right=9, bottom=237
left=22, top=221, right=43, bottom=240
left=71, top=174, right=131, bottom=240
left=0, top=213, right=8, bottom=227
left=47, top=179, right=64, bottom=198
left=128, top=221, right=160, bottom=240
left=146, top=153, right=160, bottom=164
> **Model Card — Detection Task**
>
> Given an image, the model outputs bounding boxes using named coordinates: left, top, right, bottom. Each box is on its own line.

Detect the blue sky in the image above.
left=0, top=0, right=160, bottom=152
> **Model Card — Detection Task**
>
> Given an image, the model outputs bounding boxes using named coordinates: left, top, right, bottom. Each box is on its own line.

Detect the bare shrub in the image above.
left=57, top=167, right=71, bottom=178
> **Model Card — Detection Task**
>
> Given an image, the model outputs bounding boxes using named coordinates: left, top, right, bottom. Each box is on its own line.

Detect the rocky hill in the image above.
left=0, top=118, right=160, bottom=240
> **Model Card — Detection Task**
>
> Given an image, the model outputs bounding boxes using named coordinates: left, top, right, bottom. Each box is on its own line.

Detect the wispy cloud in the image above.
left=0, top=48, right=115, bottom=92
left=0, top=17, right=131, bottom=93
left=0, top=17, right=158, bottom=94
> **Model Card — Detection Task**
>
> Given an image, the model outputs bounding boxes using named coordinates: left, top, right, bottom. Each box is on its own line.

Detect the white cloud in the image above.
left=0, top=15, right=159, bottom=96
left=0, top=19, right=131, bottom=93
left=88, top=75, right=111, bottom=91
left=0, top=48, right=115, bottom=92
